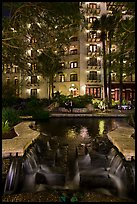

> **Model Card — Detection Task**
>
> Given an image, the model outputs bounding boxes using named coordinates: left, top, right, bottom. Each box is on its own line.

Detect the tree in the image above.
left=110, top=3, right=135, bottom=106
left=37, top=49, right=61, bottom=101
left=90, top=2, right=135, bottom=107
left=106, top=11, right=121, bottom=107
left=92, top=14, right=108, bottom=103
left=112, top=2, right=135, bottom=70
left=2, top=2, right=81, bottom=73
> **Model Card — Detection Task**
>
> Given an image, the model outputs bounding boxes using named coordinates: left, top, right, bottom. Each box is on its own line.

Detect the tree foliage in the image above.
left=37, top=49, right=61, bottom=99
left=92, top=2, right=135, bottom=104
left=2, top=2, right=81, bottom=73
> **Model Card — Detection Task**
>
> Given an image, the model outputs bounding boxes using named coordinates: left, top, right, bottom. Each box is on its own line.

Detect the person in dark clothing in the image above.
left=64, top=101, right=70, bottom=111
left=69, top=100, right=73, bottom=113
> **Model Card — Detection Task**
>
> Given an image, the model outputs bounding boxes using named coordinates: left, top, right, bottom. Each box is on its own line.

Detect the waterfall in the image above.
left=4, top=157, right=21, bottom=194
left=46, top=141, right=51, bottom=150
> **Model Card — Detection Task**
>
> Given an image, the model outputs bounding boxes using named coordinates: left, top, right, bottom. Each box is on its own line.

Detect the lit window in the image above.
left=59, top=74, right=65, bottom=82
left=89, top=44, right=97, bottom=52
left=88, top=31, right=98, bottom=39
left=86, top=87, right=101, bottom=98
left=30, top=37, right=37, bottom=43
left=89, top=17, right=97, bottom=23
left=14, top=66, right=18, bottom=73
left=31, top=64, right=37, bottom=71
left=88, top=3, right=97, bottom=9
left=31, top=89, right=37, bottom=97
left=70, top=62, right=78, bottom=68
left=14, top=77, right=18, bottom=86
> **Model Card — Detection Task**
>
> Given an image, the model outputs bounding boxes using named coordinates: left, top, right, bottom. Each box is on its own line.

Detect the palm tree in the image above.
left=37, top=49, right=61, bottom=101
left=92, top=14, right=108, bottom=103
left=106, top=11, right=121, bottom=108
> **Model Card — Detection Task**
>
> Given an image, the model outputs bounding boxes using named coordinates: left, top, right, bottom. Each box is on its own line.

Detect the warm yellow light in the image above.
left=27, top=63, right=31, bottom=67
left=37, top=89, right=40, bottom=93
left=81, top=85, right=86, bottom=92
left=37, top=76, right=41, bottom=80
left=26, top=89, right=31, bottom=94
left=27, top=24, right=31, bottom=29
left=86, top=30, right=90, bottom=33
left=26, top=49, right=32, bottom=56
left=66, top=129, right=76, bottom=139
left=98, top=120, right=105, bottom=136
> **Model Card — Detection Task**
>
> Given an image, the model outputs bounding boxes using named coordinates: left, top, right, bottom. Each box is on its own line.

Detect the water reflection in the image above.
left=98, top=120, right=105, bottom=136
left=36, top=118, right=118, bottom=147
left=66, top=129, right=77, bottom=139
left=80, top=126, right=89, bottom=139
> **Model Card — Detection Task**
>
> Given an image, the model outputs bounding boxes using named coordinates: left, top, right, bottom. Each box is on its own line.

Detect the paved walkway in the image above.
left=50, top=112, right=127, bottom=118
left=50, top=109, right=133, bottom=118
left=2, top=122, right=40, bottom=158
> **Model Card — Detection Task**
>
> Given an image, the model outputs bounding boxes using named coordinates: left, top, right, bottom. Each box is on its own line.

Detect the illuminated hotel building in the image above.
left=2, top=2, right=135, bottom=101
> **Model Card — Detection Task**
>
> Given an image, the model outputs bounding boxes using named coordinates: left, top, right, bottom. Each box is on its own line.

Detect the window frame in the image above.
left=70, top=61, right=78, bottom=68
left=70, top=74, right=78, bottom=81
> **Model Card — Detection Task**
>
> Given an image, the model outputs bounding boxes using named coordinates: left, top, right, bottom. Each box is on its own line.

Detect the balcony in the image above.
left=87, top=37, right=100, bottom=43
left=86, top=8, right=100, bottom=15
left=87, top=50, right=101, bottom=57
left=87, top=79, right=101, bottom=83
left=87, top=61, right=101, bottom=66
left=26, top=81, right=40, bottom=87
left=69, top=49, right=78, bottom=55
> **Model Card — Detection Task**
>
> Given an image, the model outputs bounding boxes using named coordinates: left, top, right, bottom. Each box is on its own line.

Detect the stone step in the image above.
left=107, top=125, right=135, bottom=161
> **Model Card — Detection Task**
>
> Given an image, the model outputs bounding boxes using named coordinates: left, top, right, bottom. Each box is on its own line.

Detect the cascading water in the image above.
left=4, top=157, right=22, bottom=195
left=3, top=118, right=135, bottom=201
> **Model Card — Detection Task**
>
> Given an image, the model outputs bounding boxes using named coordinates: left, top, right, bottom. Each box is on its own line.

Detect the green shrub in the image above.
left=39, top=98, right=50, bottom=107
left=26, top=96, right=41, bottom=108
left=2, top=120, right=10, bottom=134
left=2, top=107, right=21, bottom=127
left=54, top=94, right=69, bottom=106
left=57, top=94, right=93, bottom=108
left=2, top=96, right=20, bottom=108
left=92, top=98, right=101, bottom=109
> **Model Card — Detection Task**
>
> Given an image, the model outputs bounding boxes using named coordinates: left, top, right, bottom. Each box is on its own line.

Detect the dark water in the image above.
left=3, top=118, right=135, bottom=200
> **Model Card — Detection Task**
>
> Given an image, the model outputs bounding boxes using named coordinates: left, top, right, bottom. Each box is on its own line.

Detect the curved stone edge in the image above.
left=2, top=121, right=40, bottom=158
left=107, top=123, right=135, bottom=161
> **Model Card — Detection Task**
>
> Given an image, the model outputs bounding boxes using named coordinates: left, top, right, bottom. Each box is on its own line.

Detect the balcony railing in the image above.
left=87, top=79, right=101, bottom=83
left=86, top=8, right=100, bottom=15
left=26, top=81, right=40, bottom=87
